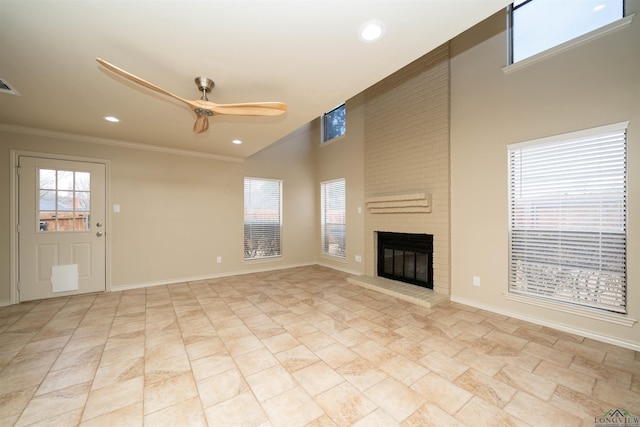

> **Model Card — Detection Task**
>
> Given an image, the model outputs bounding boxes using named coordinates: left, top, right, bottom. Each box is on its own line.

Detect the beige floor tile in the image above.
left=144, top=396, right=206, bottom=426
left=350, top=408, right=399, bottom=426
left=293, top=360, right=345, bottom=396
left=92, top=356, right=144, bottom=390
left=275, top=344, right=320, bottom=373
left=0, top=386, right=37, bottom=421
left=548, top=385, right=610, bottom=423
left=411, top=372, right=473, bottom=415
left=0, top=364, right=51, bottom=394
left=316, top=381, right=377, bottom=426
left=261, top=386, right=325, bottom=427
left=145, top=352, right=192, bottom=384
left=82, top=376, right=144, bottom=421
left=494, top=364, right=558, bottom=401
left=505, top=391, right=582, bottom=426
left=204, top=391, right=268, bottom=426
left=234, top=347, right=280, bottom=376
left=16, top=382, right=90, bottom=426
left=80, top=402, right=143, bottom=427
left=364, top=377, right=425, bottom=423
left=37, top=360, right=99, bottom=395
left=534, top=360, right=596, bottom=395
left=592, top=379, right=640, bottom=414
left=402, top=402, right=465, bottom=427
left=190, top=352, right=235, bottom=381
left=379, top=354, right=429, bottom=386
left=418, top=350, right=468, bottom=381
left=315, top=342, right=359, bottom=369
left=144, top=371, right=198, bottom=415
left=246, top=364, right=298, bottom=402
left=185, top=336, right=225, bottom=360
left=455, top=396, right=529, bottom=427
left=197, top=368, right=249, bottom=408
left=454, top=368, right=517, bottom=409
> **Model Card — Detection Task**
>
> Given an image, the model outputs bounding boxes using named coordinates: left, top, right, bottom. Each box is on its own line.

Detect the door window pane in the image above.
left=38, top=168, right=91, bottom=232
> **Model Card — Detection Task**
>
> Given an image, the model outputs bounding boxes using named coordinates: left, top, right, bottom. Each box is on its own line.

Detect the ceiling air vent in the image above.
left=0, top=78, right=20, bottom=96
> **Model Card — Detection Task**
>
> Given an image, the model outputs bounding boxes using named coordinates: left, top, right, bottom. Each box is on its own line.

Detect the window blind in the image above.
left=508, top=125, right=627, bottom=313
left=321, top=178, right=346, bottom=258
left=244, top=178, right=282, bottom=260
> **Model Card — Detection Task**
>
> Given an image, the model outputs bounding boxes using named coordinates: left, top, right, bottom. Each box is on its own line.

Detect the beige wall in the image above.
left=450, top=7, right=640, bottom=348
left=363, top=45, right=451, bottom=295
left=0, top=127, right=318, bottom=303
left=314, top=94, right=366, bottom=275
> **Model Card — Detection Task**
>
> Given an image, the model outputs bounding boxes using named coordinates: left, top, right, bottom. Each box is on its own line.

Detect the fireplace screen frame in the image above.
left=377, top=232, right=433, bottom=289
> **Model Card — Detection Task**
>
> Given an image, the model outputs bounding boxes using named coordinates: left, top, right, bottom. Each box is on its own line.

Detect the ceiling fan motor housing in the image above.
left=195, top=76, right=214, bottom=93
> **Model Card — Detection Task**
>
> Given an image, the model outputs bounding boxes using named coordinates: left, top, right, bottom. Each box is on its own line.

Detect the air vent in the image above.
left=0, top=78, right=20, bottom=96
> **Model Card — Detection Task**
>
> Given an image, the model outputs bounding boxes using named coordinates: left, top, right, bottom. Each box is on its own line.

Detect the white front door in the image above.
left=18, top=156, right=106, bottom=301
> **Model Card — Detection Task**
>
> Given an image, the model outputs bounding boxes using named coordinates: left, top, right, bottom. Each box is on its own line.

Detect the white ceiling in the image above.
left=0, top=0, right=508, bottom=160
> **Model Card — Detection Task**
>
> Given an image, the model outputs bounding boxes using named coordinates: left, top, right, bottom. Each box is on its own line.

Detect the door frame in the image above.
left=10, top=150, right=112, bottom=304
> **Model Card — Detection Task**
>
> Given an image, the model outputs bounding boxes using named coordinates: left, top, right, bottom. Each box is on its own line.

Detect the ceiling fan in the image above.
left=96, top=58, right=287, bottom=134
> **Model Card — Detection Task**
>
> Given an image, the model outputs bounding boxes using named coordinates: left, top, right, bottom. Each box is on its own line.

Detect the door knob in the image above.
left=96, top=231, right=103, bottom=237
left=96, top=222, right=103, bottom=227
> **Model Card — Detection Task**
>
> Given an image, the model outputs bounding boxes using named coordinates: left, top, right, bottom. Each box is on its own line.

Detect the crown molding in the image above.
left=0, top=123, right=243, bottom=163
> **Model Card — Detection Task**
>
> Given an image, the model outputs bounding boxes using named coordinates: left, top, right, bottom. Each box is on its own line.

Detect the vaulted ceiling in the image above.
left=0, top=1, right=508, bottom=160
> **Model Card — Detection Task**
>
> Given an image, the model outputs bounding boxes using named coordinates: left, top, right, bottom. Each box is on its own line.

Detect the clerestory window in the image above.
left=321, top=103, right=346, bottom=143
left=508, top=0, right=624, bottom=64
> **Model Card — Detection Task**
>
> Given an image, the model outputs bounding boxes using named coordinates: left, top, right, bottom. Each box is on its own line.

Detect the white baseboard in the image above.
left=110, top=262, right=317, bottom=292
left=450, top=296, right=640, bottom=352
left=0, top=299, right=13, bottom=307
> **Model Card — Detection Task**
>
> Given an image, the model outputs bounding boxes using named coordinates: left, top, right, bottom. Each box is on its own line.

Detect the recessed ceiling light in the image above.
left=232, top=139, right=242, bottom=145
left=103, top=116, right=120, bottom=123
left=358, top=20, right=385, bottom=43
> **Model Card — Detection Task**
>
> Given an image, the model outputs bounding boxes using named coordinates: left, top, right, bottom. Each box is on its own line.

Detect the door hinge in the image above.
left=16, top=165, right=20, bottom=175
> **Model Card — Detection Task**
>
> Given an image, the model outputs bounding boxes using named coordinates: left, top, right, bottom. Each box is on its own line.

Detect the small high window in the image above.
left=244, top=178, right=282, bottom=260
left=321, top=103, right=346, bottom=143
left=509, top=0, right=623, bottom=64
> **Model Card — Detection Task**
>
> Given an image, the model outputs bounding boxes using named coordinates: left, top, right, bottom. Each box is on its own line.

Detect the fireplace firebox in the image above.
left=377, top=232, right=433, bottom=289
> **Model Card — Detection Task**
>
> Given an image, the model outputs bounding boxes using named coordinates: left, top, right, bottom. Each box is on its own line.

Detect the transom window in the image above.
left=509, top=0, right=624, bottom=64
left=321, top=103, right=346, bottom=143
left=244, top=177, right=282, bottom=260
left=508, top=123, right=627, bottom=313
left=38, top=169, right=91, bottom=232
left=321, top=178, right=346, bottom=258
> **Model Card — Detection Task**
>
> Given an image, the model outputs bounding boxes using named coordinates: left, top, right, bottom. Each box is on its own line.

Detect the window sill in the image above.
left=503, top=14, right=634, bottom=75
left=503, top=292, right=637, bottom=327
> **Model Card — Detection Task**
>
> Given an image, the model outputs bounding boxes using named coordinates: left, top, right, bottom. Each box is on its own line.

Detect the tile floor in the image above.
left=1, top=265, right=638, bottom=426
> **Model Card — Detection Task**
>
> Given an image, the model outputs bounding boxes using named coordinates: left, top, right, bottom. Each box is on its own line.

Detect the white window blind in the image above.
left=321, top=178, right=346, bottom=258
left=244, top=178, right=282, bottom=260
left=508, top=124, right=627, bottom=313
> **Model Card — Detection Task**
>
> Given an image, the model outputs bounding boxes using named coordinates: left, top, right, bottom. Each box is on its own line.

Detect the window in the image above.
left=321, top=103, right=346, bottom=143
left=509, top=0, right=623, bottom=64
left=38, top=169, right=91, bottom=232
left=508, top=123, right=627, bottom=313
left=244, top=178, right=282, bottom=260
left=321, top=178, right=346, bottom=258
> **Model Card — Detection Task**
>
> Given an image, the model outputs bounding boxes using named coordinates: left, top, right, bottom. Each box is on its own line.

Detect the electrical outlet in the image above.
left=473, top=276, right=481, bottom=287
left=355, top=255, right=362, bottom=262
left=216, top=256, right=222, bottom=264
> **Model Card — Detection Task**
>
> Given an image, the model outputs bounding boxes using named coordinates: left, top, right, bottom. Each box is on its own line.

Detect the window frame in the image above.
left=321, top=103, right=346, bottom=144
left=506, top=0, right=627, bottom=68
left=507, top=122, right=628, bottom=314
left=243, top=177, right=283, bottom=261
left=321, top=178, right=346, bottom=259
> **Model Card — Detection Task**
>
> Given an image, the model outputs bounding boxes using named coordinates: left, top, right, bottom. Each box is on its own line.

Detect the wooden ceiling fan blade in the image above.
left=193, top=115, right=209, bottom=133
left=208, top=102, right=287, bottom=117
left=96, top=58, right=191, bottom=107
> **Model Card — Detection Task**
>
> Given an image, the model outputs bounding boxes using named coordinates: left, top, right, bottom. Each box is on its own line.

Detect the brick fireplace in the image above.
left=361, top=44, right=450, bottom=299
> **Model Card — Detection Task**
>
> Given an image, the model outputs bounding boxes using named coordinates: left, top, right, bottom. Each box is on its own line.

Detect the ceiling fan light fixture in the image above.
left=358, top=20, right=385, bottom=43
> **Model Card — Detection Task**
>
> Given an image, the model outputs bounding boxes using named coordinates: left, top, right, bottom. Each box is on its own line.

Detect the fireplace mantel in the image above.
left=366, top=192, right=431, bottom=214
